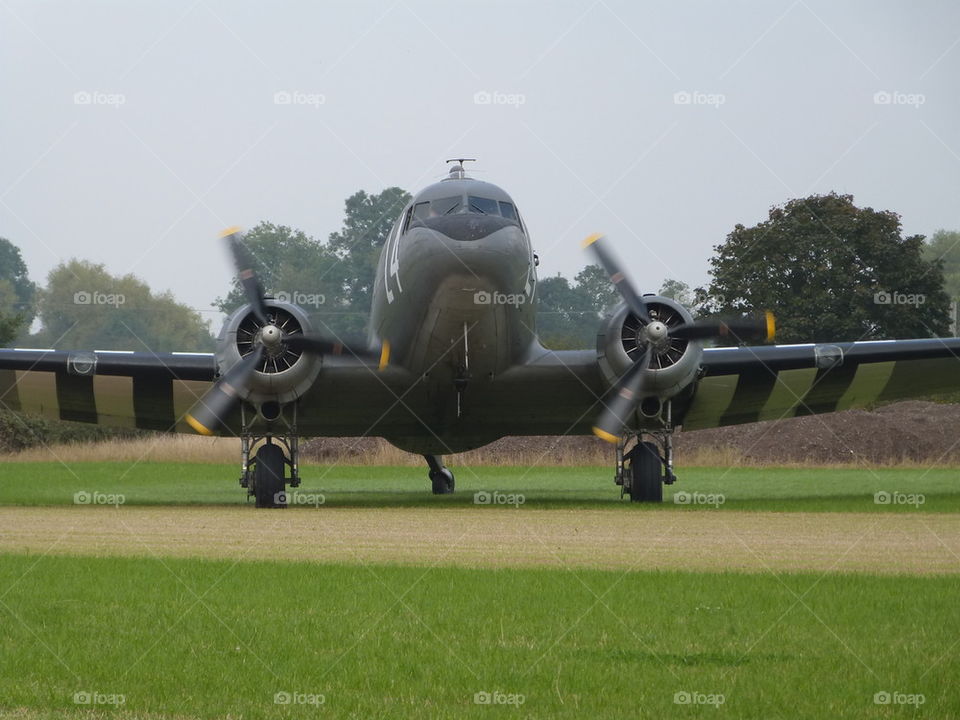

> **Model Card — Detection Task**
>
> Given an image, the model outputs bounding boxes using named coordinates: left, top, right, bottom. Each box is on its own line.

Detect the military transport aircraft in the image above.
left=4, top=160, right=960, bottom=507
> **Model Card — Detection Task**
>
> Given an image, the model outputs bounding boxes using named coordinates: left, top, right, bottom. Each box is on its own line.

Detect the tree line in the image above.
left=3, top=190, right=956, bottom=351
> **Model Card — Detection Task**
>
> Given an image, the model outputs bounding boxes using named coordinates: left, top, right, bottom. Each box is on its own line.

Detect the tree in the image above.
left=924, top=229, right=960, bottom=301
left=535, top=266, right=617, bottom=350
left=29, top=260, right=214, bottom=351
left=214, top=221, right=356, bottom=333
left=574, top=264, right=617, bottom=311
left=697, top=193, right=950, bottom=343
left=327, top=187, right=412, bottom=332
left=658, top=278, right=693, bottom=305
left=0, top=237, right=37, bottom=345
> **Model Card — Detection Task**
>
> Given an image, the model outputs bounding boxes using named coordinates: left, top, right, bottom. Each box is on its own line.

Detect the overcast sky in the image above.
left=2, top=0, right=958, bottom=330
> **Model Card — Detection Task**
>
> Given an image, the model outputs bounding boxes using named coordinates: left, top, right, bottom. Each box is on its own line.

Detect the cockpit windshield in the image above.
left=412, top=196, right=462, bottom=220
left=408, top=195, right=521, bottom=228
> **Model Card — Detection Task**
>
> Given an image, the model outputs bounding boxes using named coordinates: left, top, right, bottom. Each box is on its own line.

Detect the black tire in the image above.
left=430, top=468, right=455, bottom=495
left=628, top=441, right=663, bottom=503
left=254, top=443, right=286, bottom=508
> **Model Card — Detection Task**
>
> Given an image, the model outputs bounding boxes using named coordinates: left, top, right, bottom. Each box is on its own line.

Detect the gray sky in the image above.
left=2, top=0, right=958, bottom=331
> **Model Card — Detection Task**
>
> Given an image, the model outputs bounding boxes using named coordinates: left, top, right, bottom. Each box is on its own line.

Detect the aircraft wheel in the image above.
left=254, top=443, right=287, bottom=508
left=628, top=441, right=663, bottom=503
left=430, top=468, right=455, bottom=495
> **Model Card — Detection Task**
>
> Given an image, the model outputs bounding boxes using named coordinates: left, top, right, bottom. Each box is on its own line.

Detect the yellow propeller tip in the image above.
left=218, top=225, right=242, bottom=238
left=185, top=414, right=214, bottom=436
left=765, top=310, right=776, bottom=341
left=592, top=426, right=619, bottom=444
left=378, top=340, right=391, bottom=371
left=581, top=233, right=604, bottom=249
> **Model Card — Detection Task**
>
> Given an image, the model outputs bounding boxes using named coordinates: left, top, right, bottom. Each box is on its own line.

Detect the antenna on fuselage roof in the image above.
left=444, top=158, right=476, bottom=179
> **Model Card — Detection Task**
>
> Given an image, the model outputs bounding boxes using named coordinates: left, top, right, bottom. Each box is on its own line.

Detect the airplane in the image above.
left=4, top=159, right=960, bottom=507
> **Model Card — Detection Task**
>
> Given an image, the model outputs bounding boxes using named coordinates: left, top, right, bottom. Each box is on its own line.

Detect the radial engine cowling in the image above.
left=215, top=300, right=322, bottom=405
left=597, top=297, right=703, bottom=399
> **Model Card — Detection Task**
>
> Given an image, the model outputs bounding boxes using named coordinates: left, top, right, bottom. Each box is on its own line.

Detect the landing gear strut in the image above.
left=614, top=402, right=677, bottom=503
left=239, top=404, right=301, bottom=508
left=424, top=455, right=455, bottom=495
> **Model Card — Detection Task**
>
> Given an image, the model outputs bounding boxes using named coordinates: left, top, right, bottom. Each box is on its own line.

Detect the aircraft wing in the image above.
left=680, top=338, right=960, bottom=430
left=0, top=349, right=217, bottom=432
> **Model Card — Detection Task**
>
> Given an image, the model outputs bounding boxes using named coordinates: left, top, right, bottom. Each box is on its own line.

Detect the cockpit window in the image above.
left=498, top=201, right=518, bottom=221
left=413, top=196, right=462, bottom=222
left=468, top=196, right=500, bottom=215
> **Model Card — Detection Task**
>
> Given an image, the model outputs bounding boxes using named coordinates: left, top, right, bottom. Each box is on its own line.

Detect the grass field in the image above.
left=0, top=461, right=957, bottom=512
left=1, top=461, right=958, bottom=718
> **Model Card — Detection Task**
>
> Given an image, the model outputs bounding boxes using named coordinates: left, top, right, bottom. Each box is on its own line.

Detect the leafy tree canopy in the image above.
left=29, top=259, right=214, bottom=351
left=697, top=193, right=950, bottom=343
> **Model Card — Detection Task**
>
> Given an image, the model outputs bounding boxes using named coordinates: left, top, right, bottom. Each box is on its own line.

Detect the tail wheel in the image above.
left=628, top=441, right=663, bottom=503
left=254, top=442, right=286, bottom=508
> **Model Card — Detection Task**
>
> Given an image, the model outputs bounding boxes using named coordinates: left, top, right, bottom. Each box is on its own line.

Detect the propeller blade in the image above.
left=592, top=351, right=652, bottom=443
left=185, top=346, right=264, bottom=435
left=669, top=311, right=775, bottom=343
left=582, top=233, right=651, bottom=324
left=284, top=333, right=380, bottom=360
left=221, top=226, right=270, bottom=325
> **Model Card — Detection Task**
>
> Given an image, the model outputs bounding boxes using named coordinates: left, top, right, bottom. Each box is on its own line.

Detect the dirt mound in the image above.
left=677, top=401, right=960, bottom=464
left=301, top=401, right=960, bottom=466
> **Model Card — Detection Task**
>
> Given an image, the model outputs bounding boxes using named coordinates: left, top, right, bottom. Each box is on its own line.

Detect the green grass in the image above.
left=0, top=554, right=957, bottom=719
left=0, top=461, right=958, bottom=512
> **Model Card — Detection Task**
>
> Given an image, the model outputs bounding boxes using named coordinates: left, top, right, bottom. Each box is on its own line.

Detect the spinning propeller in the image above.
left=185, top=227, right=388, bottom=436
left=582, top=233, right=775, bottom=443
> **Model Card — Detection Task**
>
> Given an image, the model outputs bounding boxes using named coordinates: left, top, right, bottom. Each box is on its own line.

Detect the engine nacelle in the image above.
left=597, top=297, right=702, bottom=408
left=215, top=300, right=322, bottom=406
